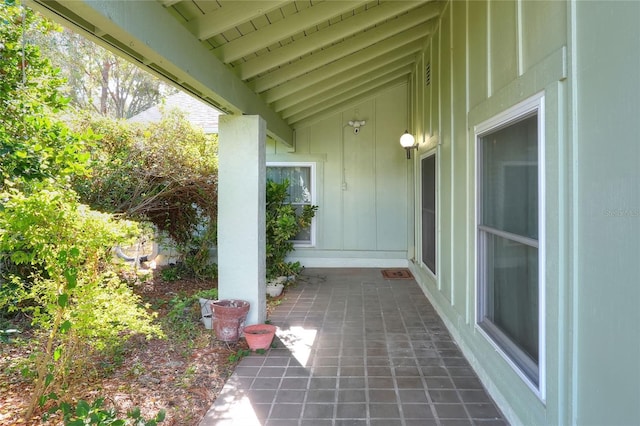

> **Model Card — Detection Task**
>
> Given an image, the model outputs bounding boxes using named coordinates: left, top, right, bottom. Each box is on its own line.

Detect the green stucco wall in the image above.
left=267, top=84, right=411, bottom=266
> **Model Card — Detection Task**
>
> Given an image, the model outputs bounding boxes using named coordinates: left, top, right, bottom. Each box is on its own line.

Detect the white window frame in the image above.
left=474, top=92, right=546, bottom=401
left=266, top=161, right=317, bottom=248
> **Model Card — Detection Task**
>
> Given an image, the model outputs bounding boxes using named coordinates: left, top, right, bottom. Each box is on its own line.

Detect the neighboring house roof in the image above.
left=129, top=91, right=220, bottom=134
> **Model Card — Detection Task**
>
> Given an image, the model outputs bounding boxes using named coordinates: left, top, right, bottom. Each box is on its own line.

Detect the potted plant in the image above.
left=265, top=179, right=317, bottom=296
left=266, top=275, right=287, bottom=297
left=210, top=299, right=250, bottom=342
left=243, top=323, right=277, bottom=351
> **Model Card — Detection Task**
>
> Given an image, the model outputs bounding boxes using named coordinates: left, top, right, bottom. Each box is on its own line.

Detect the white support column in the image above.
left=217, top=115, right=266, bottom=325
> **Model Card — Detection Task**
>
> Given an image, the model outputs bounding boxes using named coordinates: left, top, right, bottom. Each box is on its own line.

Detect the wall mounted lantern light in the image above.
left=400, top=130, right=418, bottom=159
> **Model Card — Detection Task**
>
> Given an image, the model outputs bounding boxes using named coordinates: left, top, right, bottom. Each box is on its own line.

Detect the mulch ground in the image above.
left=0, top=270, right=250, bottom=426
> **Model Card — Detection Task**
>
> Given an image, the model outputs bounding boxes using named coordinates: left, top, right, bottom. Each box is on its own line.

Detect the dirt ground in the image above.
left=0, top=271, right=250, bottom=426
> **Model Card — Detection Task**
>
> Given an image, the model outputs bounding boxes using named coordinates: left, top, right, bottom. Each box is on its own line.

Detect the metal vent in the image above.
left=425, top=62, right=431, bottom=86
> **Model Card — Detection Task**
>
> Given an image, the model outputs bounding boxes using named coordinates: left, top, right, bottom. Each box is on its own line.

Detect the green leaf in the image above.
left=10, top=250, right=29, bottom=264
left=156, top=410, right=166, bottom=422
left=128, top=406, right=141, bottom=418
left=53, top=346, right=62, bottom=361
left=67, top=420, right=84, bottom=426
left=44, top=372, right=54, bottom=387
left=38, top=394, right=48, bottom=407
left=69, top=246, right=80, bottom=258
left=59, top=320, right=72, bottom=333
left=59, top=401, right=72, bottom=415
left=76, top=399, right=90, bottom=417
left=64, top=268, right=77, bottom=289
left=57, top=293, right=68, bottom=307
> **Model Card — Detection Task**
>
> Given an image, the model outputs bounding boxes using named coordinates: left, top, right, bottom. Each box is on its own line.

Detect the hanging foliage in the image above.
left=70, top=109, right=219, bottom=278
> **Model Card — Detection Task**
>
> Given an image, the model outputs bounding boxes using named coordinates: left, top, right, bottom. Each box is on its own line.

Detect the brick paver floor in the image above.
left=200, top=268, right=508, bottom=426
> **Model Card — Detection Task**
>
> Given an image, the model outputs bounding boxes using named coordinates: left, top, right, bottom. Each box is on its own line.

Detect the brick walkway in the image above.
left=200, top=268, right=508, bottom=426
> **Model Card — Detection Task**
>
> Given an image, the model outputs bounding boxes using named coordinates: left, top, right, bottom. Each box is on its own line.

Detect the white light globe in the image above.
left=400, top=131, right=415, bottom=148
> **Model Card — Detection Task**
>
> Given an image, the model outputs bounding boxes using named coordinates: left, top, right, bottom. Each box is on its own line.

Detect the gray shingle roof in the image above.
left=129, top=91, right=220, bottom=134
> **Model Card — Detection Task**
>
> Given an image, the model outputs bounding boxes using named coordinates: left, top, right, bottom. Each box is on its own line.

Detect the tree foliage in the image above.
left=70, top=109, right=219, bottom=278
left=0, top=184, right=163, bottom=418
left=30, top=26, right=173, bottom=119
left=0, top=3, right=164, bottom=417
left=0, top=2, right=92, bottom=186
left=69, top=110, right=218, bottom=278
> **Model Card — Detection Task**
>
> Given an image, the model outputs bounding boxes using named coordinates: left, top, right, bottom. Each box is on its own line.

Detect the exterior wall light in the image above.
left=400, top=130, right=417, bottom=159
left=348, top=120, right=366, bottom=134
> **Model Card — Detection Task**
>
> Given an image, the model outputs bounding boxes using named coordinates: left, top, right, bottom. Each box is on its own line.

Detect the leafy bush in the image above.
left=70, top=111, right=218, bottom=279
left=0, top=183, right=164, bottom=417
left=265, top=179, right=317, bottom=279
left=0, top=3, right=166, bottom=420
left=44, top=397, right=166, bottom=426
left=165, top=288, right=218, bottom=341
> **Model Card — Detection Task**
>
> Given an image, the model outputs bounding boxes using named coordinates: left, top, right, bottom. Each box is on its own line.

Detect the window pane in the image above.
left=480, top=115, right=538, bottom=239
left=291, top=204, right=311, bottom=241
left=266, top=165, right=313, bottom=243
left=266, top=167, right=311, bottom=204
left=483, top=232, right=539, bottom=364
left=422, top=155, right=436, bottom=273
left=477, top=102, right=542, bottom=388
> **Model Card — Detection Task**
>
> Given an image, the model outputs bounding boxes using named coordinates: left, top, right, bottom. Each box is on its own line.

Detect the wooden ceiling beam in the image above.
left=237, top=1, right=435, bottom=80
left=274, top=53, right=418, bottom=113
left=161, top=0, right=182, bottom=7
left=288, top=74, right=410, bottom=127
left=263, top=30, right=429, bottom=103
left=252, top=7, right=439, bottom=92
left=281, top=60, right=415, bottom=119
left=31, top=0, right=293, bottom=145
left=214, top=0, right=369, bottom=63
left=187, top=0, right=290, bottom=41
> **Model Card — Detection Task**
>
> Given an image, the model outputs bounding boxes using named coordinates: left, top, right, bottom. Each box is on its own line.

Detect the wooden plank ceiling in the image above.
left=32, top=0, right=443, bottom=136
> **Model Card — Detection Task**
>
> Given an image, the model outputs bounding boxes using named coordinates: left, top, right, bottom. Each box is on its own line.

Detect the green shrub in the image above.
left=0, top=3, right=163, bottom=420
left=70, top=111, right=218, bottom=279
left=164, top=288, right=218, bottom=341
left=266, top=179, right=317, bottom=279
left=44, top=396, right=165, bottom=426
left=0, top=183, right=163, bottom=417
left=0, top=2, right=92, bottom=189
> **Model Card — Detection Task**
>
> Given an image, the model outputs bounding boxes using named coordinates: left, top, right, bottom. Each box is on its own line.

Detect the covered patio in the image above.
left=25, top=1, right=640, bottom=424
left=201, top=268, right=507, bottom=426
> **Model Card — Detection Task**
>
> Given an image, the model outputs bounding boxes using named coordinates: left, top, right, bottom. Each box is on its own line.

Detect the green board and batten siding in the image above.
left=268, top=83, right=411, bottom=264
left=408, top=1, right=640, bottom=426
left=269, top=1, right=640, bottom=424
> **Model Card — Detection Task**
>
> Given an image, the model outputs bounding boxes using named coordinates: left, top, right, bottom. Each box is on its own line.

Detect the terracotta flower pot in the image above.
left=243, top=324, right=277, bottom=351
left=211, top=299, right=250, bottom=342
